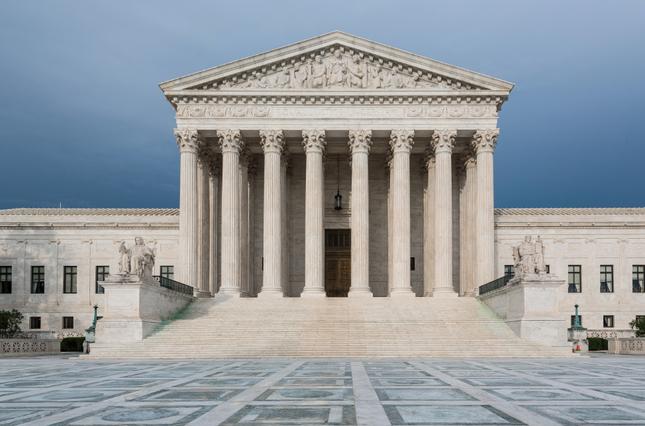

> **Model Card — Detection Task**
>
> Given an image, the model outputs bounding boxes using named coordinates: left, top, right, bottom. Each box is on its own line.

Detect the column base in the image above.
left=218, top=287, right=242, bottom=297
left=257, top=289, right=284, bottom=298
left=301, top=288, right=326, bottom=297
left=195, top=290, right=212, bottom=298
left=390, top=288, right=416, bottom=298
left=432, top=288, right=458, bottom=298
left=348, top=288, right=373, bottom=298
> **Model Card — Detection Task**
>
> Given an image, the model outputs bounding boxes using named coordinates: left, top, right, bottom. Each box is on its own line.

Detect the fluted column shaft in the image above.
left=208, top=158, right=221, bottom=295
left=464, top=156, right=477, bottom=295
left=473, top=129, right=499, bottom=288
left=218, top=130, right=244, bottom=295
left=432, top=130, right=457, bottom=296
left=423, top=151, right=435, bottom=296
left=260, top=130, right=285, bottom=297
left=348, top=130, right=372, bottom=296
left=239, top=151, right=250, bottom=296
left=390, top=129, right=415, bottom=296
left=174, top=129, right=199, bottom=290
left=386, top=151, right=394, bottom=293
left=302, top=130, right=326, bottom=296
left=196, top=152, right=211, bottom=297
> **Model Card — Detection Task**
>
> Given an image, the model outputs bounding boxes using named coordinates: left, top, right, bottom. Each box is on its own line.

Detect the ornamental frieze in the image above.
left=176, top=104, right=497, bottom=120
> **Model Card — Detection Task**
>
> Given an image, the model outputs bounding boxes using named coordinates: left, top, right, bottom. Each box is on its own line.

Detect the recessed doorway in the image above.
left=325, top=229, right=351, bottom=297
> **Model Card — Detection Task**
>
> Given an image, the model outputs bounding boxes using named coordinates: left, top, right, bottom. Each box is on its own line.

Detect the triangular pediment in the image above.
left=160, top=31, right=513, bottom=94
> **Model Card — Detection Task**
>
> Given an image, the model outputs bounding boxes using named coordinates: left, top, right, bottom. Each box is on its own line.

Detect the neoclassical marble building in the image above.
left=1, top=32, right=644, bottom=339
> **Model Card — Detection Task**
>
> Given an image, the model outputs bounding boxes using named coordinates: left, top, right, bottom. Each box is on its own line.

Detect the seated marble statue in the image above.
left=512, top=235, right=547, bottom=279
left=129, top=237, right=155, bottom=280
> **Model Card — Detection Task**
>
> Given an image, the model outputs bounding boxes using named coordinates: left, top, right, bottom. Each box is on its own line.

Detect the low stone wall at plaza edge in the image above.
left=1, top=338, right=60, bottom=356
left=608, top=338, right=645, bottom=355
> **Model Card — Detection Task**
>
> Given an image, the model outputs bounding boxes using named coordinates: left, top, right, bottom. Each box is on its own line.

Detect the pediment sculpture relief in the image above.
left=210, top=47, right=477, bottom=91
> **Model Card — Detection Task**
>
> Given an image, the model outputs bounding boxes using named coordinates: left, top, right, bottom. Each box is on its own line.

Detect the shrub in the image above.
left=588, top=337, right=608, bottom=351
left=60, top=337, right=85, bottom=352
left=0, top=309, right=23, bottom=337
left=630, top=317, right=645, bottom=337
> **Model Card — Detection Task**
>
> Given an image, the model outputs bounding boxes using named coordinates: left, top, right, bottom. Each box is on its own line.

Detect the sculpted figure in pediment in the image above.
left=292, top=62, right=310, bottom=89
left=367, top=63, right=382, bottom=88
left=347, top=54, right=366, bottom=88
left=310, top=54, right=327, bottom=88
left=326, top=49, right=347, bottom=87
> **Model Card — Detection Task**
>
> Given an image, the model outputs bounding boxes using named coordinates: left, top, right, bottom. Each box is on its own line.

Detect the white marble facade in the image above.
left=1, top=32, right=644, bottom=335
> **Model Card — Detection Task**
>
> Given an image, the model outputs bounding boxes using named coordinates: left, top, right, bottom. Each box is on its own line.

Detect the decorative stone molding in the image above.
left=348, top=130, right=372, bottom=155
left=217, top=129, right=244, bottom=153
left=472, top=128, right=500, bottom=154
left=431, top=129, right=457, bottom=154
left=389, top=129, right=415, bottom=153
left=187, top=44, right=483, bottom=92
left=302, top=129, right=326, bottom=154
left=259, top=130, right=285, bottom=154
left=174, top=128, right=200, bottom=152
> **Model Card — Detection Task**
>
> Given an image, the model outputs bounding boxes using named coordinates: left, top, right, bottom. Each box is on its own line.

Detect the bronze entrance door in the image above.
left=325, top=229, right=351, bottom=297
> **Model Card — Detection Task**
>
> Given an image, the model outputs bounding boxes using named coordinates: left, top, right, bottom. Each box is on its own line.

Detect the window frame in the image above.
left=160, top=265, right=174, bottom=280
left=568, top=265, right=582, bottom=293
left=603, top=315, right=615, bottom=328
left=600, top=265, right=614, bottom=293
left=29, top=316, right=41, bottom=330
left=570, top=315, right=583, bottom=327
left=63, top=266, right=77, bottom=294
left=504, top=265, right=515, bottom=278
left=633, top=265, right=645, bottom=293
left=95, top=265, right=109, bottom=294
left=31, top=266, right=45, bottom=294
left=62, top=316, right=74, bottom=329
left=0, top=266, right=11, bottom=294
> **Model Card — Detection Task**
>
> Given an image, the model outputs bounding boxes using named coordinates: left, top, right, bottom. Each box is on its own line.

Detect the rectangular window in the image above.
left=160, top=265, right=174, bottom=280
left=545, top=265, right=550, bottom=274
left=570, top=315, right=583, bottom=327
left=410, top=257, right=415, bottom=271
left=603, top=315, right=614, bottom=328
left=95, top=265, right=109, bottom=294
left=600, top=265, right=614, bottom=293
left=504, top=265, right=515, bottom=278
left=568, top=265, right=582, bottom=293
left=0, top=266, right=11, bottom=294
left=62, top=316, right=74, bottom=329
left=29, top=316, right=41, bottom=330
left=633, top=265, right=645, bottom=293
left=63, top=266, right=77, bottom=294
left=31, top=266, right=45, bottom=294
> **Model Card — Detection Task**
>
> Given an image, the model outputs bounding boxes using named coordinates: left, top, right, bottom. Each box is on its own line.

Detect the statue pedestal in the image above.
left=479, top=274, right=568, bottom=347
left=568, top=327, right=589, bottom=353
left=95, top=274, right=193, bottom=344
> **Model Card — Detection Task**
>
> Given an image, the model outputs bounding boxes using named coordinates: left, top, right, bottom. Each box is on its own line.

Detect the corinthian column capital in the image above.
left=472, top=129, right=500, bottom=154
left=302, top=129, right=326, bottom=154
left=431, top=129, right=457, bottom=154
left=174, top=128, right=200, bottom=153
left=389, top=129, right=415, bottom=153
left=217, top=129, right=244, bottom=153
left=259, top=129, right=285, bottom=154
left=348, top=129, right=372, bottom=155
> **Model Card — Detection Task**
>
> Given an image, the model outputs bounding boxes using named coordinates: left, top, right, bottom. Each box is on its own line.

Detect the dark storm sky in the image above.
left=1, top=0, right=644, bottom=209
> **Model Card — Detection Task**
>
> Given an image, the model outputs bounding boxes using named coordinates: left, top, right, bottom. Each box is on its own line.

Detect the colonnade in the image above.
left=173, top=128, right=499, bottom=297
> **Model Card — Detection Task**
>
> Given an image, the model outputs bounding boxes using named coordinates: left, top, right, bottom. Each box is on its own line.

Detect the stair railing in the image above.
left=152, top=276, right=194, bottom=297
left=478, top=275, right=513, bottom=296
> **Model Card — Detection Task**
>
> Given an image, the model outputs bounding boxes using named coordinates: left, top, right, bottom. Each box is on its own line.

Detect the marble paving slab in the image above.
left=0, top=355, right=645, bottom=425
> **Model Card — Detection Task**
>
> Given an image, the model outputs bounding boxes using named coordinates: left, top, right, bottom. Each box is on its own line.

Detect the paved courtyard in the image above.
left=0, top=355, right=645, bottom=425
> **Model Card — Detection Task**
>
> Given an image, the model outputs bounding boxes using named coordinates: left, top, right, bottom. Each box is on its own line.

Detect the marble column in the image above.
left=259, top=129, right=285, bottom=297
left=431, top=129, right=458, bottom=297
left=389, top=129, right=415, bottom=297
left=247, top=159, right=257, bottom=296
left=217, top=129, right=244, bottom=295
left=239, top=149, right=250, bottom=296
left=386, top=150, right=394, bottom=294
left=472, top=129, right=499, bottom=289
left=174, top=128, right=199, bottom=289
left=196, top=146, right=211, bottom=297
left=423, top=147, right=435, bottom=296
left=302, top=129, right=326, bottom=296
left=463, top=154, right=477, bottom=296
left=348, top=129, right=372, bottom=297
left=208, top=156, right=221, bottom=295
left=281, top=153, right=289, bottom=295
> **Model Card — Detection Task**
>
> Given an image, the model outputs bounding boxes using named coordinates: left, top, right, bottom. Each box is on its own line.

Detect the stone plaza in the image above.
left=2, top=355, right=645, bottom=425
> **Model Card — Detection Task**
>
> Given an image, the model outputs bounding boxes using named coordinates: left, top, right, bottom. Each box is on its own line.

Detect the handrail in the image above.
left=152, top=275, right=194, bottom=297
left=479, top=275, right=513, bottom=295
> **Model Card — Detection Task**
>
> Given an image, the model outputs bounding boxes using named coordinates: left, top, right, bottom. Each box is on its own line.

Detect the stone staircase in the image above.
left=88, top=296, right=573, bottom=358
